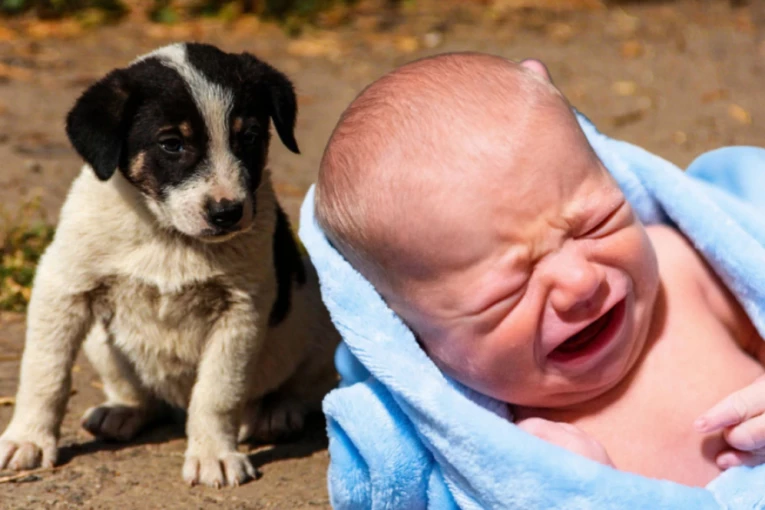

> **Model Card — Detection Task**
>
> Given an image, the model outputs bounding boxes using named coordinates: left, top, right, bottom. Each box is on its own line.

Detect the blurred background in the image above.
left=0, top=0, right=763, bottom=507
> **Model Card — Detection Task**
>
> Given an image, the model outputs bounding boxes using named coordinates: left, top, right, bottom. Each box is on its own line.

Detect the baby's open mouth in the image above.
left=548, top=300, right=624, bottom=362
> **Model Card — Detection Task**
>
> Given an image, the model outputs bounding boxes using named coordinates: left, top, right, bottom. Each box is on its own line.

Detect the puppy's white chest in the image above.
left=91, top=274, right=234, bottom=406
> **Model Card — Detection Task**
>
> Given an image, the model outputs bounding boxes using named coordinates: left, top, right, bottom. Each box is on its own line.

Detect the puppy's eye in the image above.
left=242, top=128, right=259, bottom=146
left=159, top=136, right=184, bottom=154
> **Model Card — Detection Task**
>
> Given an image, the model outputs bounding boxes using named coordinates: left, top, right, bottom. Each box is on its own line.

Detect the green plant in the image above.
left=0, top=197, right=55, bottom=312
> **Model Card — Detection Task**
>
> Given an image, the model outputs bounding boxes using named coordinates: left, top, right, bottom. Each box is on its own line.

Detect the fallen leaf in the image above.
left=90, top=381, right=104, bottom=390
left=612, top=80, right=638, bottom=96
left=232, top=15, right=261, bottom=36
left=394, top=36, right=419, bottom=54
left=700, top=89, right=729, bottom=104
left=611, top=109, right=646, bottom=128
left=24, top=20, right=82, bottom=40
left=621, top=40, right=643, bottom=59
left=422, top=31, right=444, bottom=49
left=672, top=131, right=688, bottom=145
left=491, top=0, right=603, bottom=13
left=611, top=10, right=640, bottom=38
left=547, top=22, right=575, bottom=44
left=0, top=63, right=32, bottom=82
left=0, top=396, right=15, bottom=406
left=728, top=104, right=752, bottom=125
left=287, top=36, right=341, bottom=58
left=0, top=26, right=17, bottom=42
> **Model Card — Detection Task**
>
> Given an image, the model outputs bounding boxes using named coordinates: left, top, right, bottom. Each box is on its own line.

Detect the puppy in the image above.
left=0, top=43, right=339, bottom=488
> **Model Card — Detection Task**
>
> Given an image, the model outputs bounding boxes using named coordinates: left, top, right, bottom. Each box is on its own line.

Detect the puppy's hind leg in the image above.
left=81, top=323, right=163, bottom=442
left=238, top=353, right=338, bottom=444
left=237, top=393, right=306, bottom=444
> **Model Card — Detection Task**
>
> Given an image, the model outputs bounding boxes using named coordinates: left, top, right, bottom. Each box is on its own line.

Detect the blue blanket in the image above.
left=298, top=113, right=765, bottom=509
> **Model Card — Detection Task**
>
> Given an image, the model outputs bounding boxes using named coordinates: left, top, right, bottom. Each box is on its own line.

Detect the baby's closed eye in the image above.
left=578, top=200, right=632, bottom=239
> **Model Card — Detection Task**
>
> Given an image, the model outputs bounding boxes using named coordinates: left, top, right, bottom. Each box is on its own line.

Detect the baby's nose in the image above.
left=547, top=253, right=605, bottom=315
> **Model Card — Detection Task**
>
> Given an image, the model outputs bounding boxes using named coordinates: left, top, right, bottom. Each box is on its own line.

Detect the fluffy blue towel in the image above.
left=298, top=113, right=765, bottom=509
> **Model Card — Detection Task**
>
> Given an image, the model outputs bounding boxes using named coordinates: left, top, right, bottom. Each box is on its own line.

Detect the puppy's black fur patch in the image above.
left=185, top=43, right=300, bottom=156
left=269, top=205, right=306, bottom=327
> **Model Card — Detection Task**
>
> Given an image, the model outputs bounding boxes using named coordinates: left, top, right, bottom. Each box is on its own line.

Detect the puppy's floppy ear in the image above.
left=66, top=69, right=133, bottom=180
left=267, top=69, right=299, bottom=154
left=240, top=53, right=300, bottom=154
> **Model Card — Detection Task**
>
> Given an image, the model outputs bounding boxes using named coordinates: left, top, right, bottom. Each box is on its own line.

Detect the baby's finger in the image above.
left=724, top=413, right=765, bottom=452
left=695, top=377, right=765, bottom=433
left=716, top=449, right=765, bottom=469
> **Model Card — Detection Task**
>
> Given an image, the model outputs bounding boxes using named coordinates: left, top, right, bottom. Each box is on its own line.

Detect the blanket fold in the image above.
left=299, top=113, right=765, bottom=509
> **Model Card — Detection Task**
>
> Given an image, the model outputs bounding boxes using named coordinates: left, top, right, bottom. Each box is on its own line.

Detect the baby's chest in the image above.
left=584, top=309, right=763, bottom=485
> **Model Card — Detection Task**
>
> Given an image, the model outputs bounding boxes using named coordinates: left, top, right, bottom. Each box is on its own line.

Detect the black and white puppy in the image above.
left=0, top=43, right=339, bottom=488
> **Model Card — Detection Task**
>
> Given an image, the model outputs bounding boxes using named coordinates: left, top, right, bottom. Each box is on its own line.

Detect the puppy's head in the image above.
left=66, top=43, right=299, bottom=241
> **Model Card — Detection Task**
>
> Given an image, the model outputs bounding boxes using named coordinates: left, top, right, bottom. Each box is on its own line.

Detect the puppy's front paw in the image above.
left=182, top=449, right=258, bottom=488
left=0, top=432, right=57, bottom=470
left=81, top=404, right=149, bottom=441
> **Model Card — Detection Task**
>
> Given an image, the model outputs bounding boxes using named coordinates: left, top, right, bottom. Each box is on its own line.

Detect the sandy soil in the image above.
left=1, top=0, right=765, bottom=507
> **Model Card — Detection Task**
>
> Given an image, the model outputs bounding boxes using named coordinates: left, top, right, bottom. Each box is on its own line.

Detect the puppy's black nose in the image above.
left=207, top=199, right=244, bottom=230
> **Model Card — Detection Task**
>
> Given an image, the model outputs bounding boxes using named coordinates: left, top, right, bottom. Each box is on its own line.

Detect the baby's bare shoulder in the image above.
left=646, top=224, right=755, bottom=346
left=645, top=224, right=707, bottom=286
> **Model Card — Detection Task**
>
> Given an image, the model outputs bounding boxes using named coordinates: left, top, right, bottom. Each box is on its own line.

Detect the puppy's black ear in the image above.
left=239, top=53, right=299, bottom=154
left=263, top=66, right=299, bottom=154
left=65, top=69, right=132, bottom=180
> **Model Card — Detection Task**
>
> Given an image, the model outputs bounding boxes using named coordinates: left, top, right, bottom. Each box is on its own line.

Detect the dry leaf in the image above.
left=232, top=16, right=261, bottom=36
left=287, top=37, right=341, bottom=58
left=621, top=40, right=643, bottom=59
left=0, top=63, right=32, bottom=82
left=612, top=80, right=638, bottom=97
left=611, top=10, right=640, bottom=38
left=423, top=31, right=444, bottom=49
left=0, top=396, right=15, bottom=406
left=700, top=89, right=729, bottom=104
left=728, top=104, right=752, bottom=125
left=90, top=381, right=104, bottom=390
left=547, top=22, right=575, bottom=44
left=672, top=131, right=688, bottom=145
left=0, top=26, right=17, bottom=42
left=394, top=36, right=419, bottom=54
left=611, top=109, right=645, bottom=128
left=491, top=0, right=603, bottom=12
left=25, top=20, right=82, bottom=40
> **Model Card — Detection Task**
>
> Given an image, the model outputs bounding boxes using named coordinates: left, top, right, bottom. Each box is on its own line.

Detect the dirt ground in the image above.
left=1, top=0, right=765, bottom=507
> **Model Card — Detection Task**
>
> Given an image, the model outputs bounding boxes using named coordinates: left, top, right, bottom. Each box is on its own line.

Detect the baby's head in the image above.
left=316, top=53, right=660, bottom=409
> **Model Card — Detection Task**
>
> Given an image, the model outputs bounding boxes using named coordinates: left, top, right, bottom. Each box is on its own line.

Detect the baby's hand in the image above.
left=516, top=417, right=614, bottom=467
left=696, top=374, right=765, bottom=469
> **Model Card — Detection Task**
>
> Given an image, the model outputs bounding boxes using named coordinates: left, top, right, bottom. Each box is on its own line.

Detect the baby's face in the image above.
left=383, top=124, right=660, bottom=409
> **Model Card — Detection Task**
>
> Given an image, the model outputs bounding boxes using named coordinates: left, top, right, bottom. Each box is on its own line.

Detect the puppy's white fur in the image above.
left=0, top=160, right=336, bottom=487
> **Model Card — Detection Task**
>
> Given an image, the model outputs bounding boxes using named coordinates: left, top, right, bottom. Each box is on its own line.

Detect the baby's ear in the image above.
left=520, top=59, right=553, bottom=83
